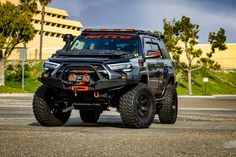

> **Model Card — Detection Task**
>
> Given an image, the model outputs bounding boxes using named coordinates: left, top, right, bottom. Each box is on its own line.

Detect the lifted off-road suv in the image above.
left=32, top=29, right=178, bottom=128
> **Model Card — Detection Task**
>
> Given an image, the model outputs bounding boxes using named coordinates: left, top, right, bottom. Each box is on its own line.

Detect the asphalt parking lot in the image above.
left=0, top=95, right=235, bottom=157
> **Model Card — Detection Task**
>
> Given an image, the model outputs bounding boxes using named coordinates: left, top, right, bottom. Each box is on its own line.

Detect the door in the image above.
left=143, top=37, right=166, bottom=97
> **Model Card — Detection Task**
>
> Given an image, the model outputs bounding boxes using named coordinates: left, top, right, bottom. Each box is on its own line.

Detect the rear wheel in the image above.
left=159, top=84, right=178, bottom=124
left=119, top=83, right=156, bottom=128
left=79, top=109, right=100, bottom=123
left=32, top=86, right=71, bottom=126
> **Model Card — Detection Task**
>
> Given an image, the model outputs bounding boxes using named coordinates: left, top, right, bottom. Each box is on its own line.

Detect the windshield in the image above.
left=70, top=34, right=139, bottom=55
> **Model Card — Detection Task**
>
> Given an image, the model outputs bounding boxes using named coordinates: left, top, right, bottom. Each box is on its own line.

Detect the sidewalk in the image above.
left=0, top=93, right=34, bottom=97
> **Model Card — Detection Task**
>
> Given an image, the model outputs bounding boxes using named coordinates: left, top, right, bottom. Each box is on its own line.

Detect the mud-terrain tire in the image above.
left=32, top=86, right=71, bottom=126
left=159, top=84, right=178, bottom=124
left=119, top=83, right=156, bottom=128
left=79, top=109, right=100, bottom=123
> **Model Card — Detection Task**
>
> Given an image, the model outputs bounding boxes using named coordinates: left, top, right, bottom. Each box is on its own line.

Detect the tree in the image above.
left=0, top=0, right=37, bottom=86
left=162, top=16, right=227, bottom=95
left=39, top=0, right=52, bottom=60
left=199, top=28, right=227, bottom=78
left=207, top=28, right=227, bottom=67
left=163, top=16, right=203, bottom=95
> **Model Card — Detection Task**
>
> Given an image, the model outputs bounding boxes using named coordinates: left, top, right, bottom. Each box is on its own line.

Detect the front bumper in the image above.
left=40, top=61, right=140, bottom=95
left=39, top=77, right=128, bottom=92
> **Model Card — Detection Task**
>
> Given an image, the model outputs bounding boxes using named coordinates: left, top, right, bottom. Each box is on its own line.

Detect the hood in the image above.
left=53, top=49, right=129, bottom=58
left=49, top=49, right=130, bottom=64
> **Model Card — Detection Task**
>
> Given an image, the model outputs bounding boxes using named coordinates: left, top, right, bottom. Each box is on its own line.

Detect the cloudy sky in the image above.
left=49, top=0, right=236, bottom=43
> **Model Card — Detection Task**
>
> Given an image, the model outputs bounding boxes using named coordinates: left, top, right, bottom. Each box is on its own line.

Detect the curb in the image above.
left=0, top=94, right=235, bottom=98
left=0, top=93, right=34, bottom=97
left=179, top=95, right=236, bottom=98
left=178, top=96, right=215, bottom=98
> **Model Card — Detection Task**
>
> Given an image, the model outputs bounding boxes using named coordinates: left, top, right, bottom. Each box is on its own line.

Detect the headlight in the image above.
left=43, top=61, right=60, bottom=70
left=107, top=62, right=132, bottom=72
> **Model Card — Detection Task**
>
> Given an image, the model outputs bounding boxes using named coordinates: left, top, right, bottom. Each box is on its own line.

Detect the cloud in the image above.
left=49, top=0, right=236, bottom=43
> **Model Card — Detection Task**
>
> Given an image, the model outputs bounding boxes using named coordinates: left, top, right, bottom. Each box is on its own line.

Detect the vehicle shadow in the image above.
left=29, top=115, right=125, bottom=128
left=29, top=115, right=161, bottom=128
left=65, top=115, right=124, bottom=128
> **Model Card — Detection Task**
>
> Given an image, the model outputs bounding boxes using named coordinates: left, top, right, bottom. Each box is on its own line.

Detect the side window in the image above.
left=151, top=38, right=161, bottom=52
left=158, top=41, right=171, bottom=59
left=143, top=37, right=152, bottom=55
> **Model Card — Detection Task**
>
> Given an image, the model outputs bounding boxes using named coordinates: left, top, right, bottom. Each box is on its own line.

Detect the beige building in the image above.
left=179, top=43, right=236, bottom=69
left=195, top=43, right=236, bottom=69
left=1, top=0, right=235, bottom=68
left=1, top=0, right=83, bottom=60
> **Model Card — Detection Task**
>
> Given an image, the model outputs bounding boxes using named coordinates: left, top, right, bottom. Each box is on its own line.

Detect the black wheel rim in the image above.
left=137, top=95, right=150, bottom=118
left=47, top=96, right=64, bottom=116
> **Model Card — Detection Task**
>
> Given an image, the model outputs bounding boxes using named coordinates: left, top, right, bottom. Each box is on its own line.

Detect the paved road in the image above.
left=0, top=95, right=236, bottom=157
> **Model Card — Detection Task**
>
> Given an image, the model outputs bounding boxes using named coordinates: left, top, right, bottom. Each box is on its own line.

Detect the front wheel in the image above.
left=32, top=86, right=71, bottom=126
left=159, top=84, right=178, bottom=124
left=119, top=83, right=156, bottom=128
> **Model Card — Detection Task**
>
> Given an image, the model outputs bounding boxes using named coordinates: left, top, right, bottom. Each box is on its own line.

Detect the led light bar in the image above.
left=84, top=28, right=135, bottom=32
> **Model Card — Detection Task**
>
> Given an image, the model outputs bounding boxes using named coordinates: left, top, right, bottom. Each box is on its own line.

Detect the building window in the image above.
left=45, top=22, right=50, bottom=26
left=34, top=20, right=40, bottom=24
left=56, top=34, right=61, bottom=38
left=34, top=30, right=39, bottom=34
left=45, top=32, right=50, bottom=36
left=67, top=26, right=72, bottom=29
left=51, top=23, right=56, bottom=27
left=62, top=25, right=66, bottom=28
left=57, top=24, right=62, bottom=27
left=51, top=33, right=55, bottom=37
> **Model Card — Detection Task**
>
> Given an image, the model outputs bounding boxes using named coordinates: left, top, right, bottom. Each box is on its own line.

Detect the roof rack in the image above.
left=82, top=28, right=161, bottom=39
left=136, top=30, right=161, bottom=39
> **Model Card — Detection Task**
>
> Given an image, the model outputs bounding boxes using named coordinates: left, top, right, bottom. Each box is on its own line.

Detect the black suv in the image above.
left=32, top=29, right=178, bottom=128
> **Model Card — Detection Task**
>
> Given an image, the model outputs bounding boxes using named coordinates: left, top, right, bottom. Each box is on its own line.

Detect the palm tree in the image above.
left=39, top=0, right=52, bottom=60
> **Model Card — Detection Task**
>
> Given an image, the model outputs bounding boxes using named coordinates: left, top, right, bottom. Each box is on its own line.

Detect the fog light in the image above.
left=68, top=73, right=77, bottom=82
left=81, top=74, right=90, bottom=83
left=43, top=72, right=49, bottom=78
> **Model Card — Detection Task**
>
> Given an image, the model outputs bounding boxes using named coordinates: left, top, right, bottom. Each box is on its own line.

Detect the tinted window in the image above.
left=70, top=35, right=139, bottom=55
left=158, top=41, right=170, bottom=59
left=143, top=37, right=152, bottom=55
left=151, top=38, right=161, bottom=52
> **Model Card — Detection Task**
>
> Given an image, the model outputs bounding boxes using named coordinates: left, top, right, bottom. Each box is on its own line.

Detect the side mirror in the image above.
left=63, top=34, right=74, bottom=51
left=145, top=50, right=161, bottom=58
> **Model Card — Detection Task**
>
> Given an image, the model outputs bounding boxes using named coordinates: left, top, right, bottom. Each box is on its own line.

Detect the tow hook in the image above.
left=94, top=91, right=100, bottom=98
